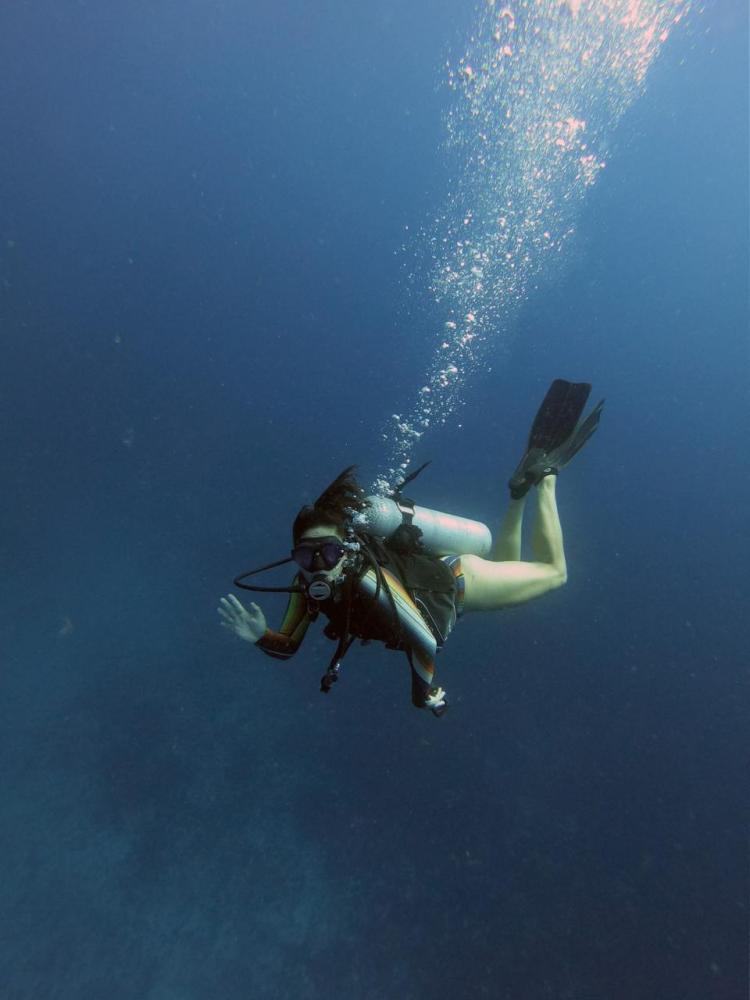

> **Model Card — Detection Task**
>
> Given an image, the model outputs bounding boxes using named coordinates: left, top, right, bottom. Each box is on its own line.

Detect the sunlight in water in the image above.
left=378, top=0, right=691, bottom=492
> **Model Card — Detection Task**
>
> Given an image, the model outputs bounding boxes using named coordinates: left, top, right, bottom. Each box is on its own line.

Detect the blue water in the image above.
left=1, top=2, right=747, bottom=998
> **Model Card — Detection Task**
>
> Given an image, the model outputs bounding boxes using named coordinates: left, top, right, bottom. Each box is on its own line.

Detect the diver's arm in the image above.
left=408, top=648, right=447, bottom=715
left=218, top=587, right=312, bottom=661
left=256, top=602, right=312, bottom=660
left=218, top=595, right=267, bottom=643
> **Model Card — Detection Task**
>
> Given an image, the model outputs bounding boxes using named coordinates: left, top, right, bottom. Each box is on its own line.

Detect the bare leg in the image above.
left=493, top=495, right=526, bottom=560
left=461, top=476, right=567, bottom=612
left=530, top=475, right=567, bottom=578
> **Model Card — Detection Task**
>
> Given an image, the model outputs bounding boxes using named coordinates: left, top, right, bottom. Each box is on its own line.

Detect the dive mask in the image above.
left=291, top=537, right=346, bottom=573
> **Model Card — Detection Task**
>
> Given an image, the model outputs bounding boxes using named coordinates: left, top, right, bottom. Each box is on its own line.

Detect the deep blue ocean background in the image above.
left=1, top=2, right=747, bottom=998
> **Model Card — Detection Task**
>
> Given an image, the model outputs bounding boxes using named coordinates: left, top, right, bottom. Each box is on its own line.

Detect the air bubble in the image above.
left=378, top=0, right=690, bottom=491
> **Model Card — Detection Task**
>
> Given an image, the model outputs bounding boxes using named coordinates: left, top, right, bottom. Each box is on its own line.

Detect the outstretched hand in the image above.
left=218, top=594, right=267, bottom=644
left=424, top=686, right=448, bottom=717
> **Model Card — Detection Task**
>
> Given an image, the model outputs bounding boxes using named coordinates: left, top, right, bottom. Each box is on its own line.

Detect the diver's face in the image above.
left=293, top=524, right=347, bottom=581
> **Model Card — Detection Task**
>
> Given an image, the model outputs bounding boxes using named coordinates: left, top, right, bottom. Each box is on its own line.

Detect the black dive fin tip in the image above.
left=551, top=398, right=604, bottom=466
left=527, top=379, right=592, bottom=453
left=395, top=460, right=431, bottom=493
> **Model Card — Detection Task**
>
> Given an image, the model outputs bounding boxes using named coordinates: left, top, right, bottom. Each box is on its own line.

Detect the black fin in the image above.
left=548, top=398, right=604, bottom=469
left=509, top=380, right=603, bottom=499
left=527, top=380, right=591, bottom=452
left=395, top=460, right=431, bottom=494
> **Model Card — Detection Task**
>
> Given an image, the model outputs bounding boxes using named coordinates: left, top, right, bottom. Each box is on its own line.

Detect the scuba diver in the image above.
left=218, top=379, right=604, bottom=717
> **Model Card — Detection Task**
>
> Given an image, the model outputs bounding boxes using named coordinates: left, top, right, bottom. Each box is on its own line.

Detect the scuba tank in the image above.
left=359, top=495, right=492, bottom=558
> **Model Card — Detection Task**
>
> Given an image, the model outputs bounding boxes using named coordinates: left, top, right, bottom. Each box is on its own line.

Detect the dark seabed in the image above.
left=0, top=1, right=747, bottom=998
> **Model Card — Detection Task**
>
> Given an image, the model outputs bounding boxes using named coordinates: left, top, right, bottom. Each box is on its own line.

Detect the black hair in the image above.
left=292, top=466, right=367, bottom=544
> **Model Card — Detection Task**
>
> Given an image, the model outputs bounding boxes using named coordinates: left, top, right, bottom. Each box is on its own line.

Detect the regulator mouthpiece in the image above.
left=307, top=576, right=333, bottom=602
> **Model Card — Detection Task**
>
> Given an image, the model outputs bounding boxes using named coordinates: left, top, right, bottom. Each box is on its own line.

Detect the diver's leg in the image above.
left=461, top=477, right=567, bottom=611
left=493, top=495, right=526, bottom=560
left=530, top=475, right=566, bottom=575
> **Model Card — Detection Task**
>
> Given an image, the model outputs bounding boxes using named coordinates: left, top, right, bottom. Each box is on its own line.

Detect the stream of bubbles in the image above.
left=377, top=0, right=691, bottom=493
